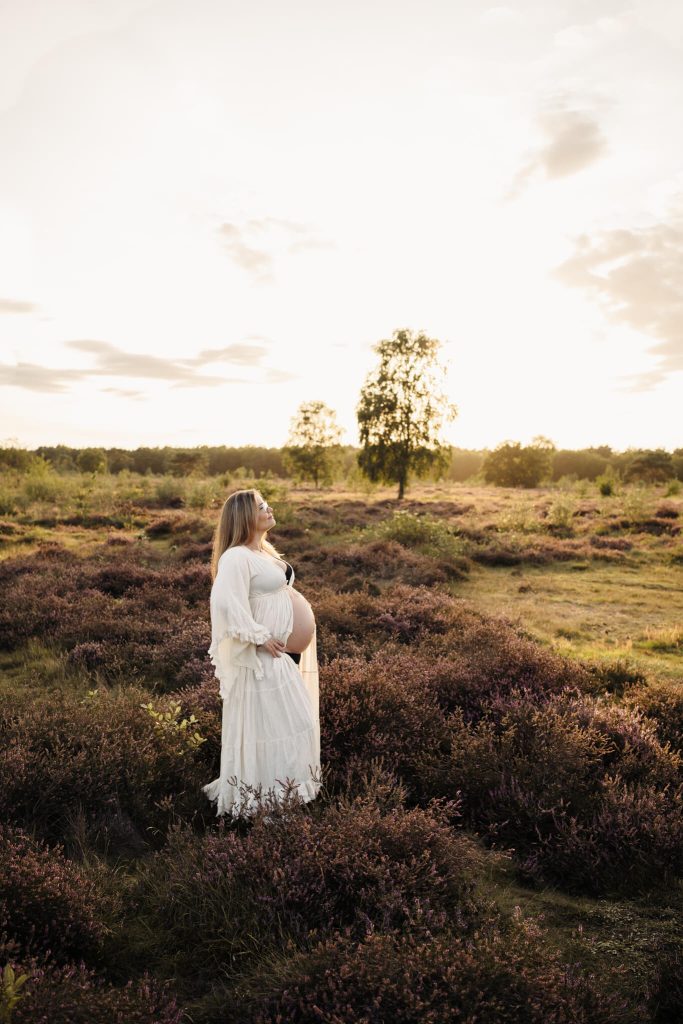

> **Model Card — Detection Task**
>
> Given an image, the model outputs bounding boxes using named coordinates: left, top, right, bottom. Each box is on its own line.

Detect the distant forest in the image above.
left=2, top=443, right=682, bottom=485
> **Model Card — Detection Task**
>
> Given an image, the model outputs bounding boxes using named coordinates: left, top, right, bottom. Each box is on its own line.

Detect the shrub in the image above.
left=419, top=617, right=594, bottom=721
left=654, top=504, right=679, bottom=519
left=519, top=776, right=683, bottom=895
left=647, top=944, right=683, bottom=1022
left=2, top=951, right=182, bottom=1024
left=312, top=583, right=456, bottom=662
left=0, top=825, right=108, bottom=964
left=323, top=537, right=468, bottom=586
left=362, top=509, right=469, bottom=559
left=623, top=683, right=683, bottom=755
left=319, top=651, right=452, bottom=799
left=596, top=473, right=616, bottom=497
left=546, top=496, right=576, bottom=535
left=206, top=913, right=635, bottom=1024
left=567, top=698, right=682, bottom=789
left=0, top=688, right=210, bottom=851
left=423, top=693, right=683, bottom=894
left=137, top=791, right=483, bottom=987
left=471, top=535, right=629, bottom=566
left=0, top=549, right=213, bottom=689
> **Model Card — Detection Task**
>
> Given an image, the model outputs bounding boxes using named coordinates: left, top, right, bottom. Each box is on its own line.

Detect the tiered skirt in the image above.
left=202, top=586, right=321, bottom=818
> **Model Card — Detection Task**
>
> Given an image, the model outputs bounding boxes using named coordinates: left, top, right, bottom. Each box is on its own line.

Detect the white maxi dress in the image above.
left=202, top=544, right=321, bottom=818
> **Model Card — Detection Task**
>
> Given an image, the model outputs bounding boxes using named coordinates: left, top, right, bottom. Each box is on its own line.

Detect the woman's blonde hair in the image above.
left=210, top=488, right=284, bottom=581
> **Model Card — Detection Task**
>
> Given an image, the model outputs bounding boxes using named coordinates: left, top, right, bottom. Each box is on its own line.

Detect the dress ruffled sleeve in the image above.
left=208, top=548, right=272, bottom=700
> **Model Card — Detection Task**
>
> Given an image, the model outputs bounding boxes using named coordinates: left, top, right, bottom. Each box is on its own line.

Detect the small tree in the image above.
left=356, top=328, right=457, bottom=499
left=76, top=448, right=107, bottom=474
left=623, top=449, right=675, bottom=484
left=282, top=401, right=343, bottom=488
left=169, top=449, right=210, bottom=477
left=483, top=438, right=555, bottom=488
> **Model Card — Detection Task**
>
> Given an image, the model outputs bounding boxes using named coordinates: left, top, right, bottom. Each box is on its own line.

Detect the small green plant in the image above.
left=596, top=472, right=616, bottom=497
left=665, top=479, right=681, bottom=496
left=547, top=496, right=575, bottom=533
left=155, top=476, right=187, bottom=507
left=497, top=500, right=542, bottom=534
left=1, top=964, right=30, bottom=1024
left=22, top=461, right=63, bottom=503
left=141, top=699, right=206, bottom=752
left=622, top=484, right=649, bottom=522
left=365, top=509, right=467, bottom=559
left=186, top=480, right=216, bottom=509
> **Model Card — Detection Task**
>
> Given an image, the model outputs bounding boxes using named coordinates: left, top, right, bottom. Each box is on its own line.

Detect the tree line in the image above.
left=2, top=329, right=682, bottom=494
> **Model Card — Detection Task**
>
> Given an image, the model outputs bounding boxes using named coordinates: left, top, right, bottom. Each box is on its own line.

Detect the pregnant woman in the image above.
left=202, top=488, right=321, bottom=819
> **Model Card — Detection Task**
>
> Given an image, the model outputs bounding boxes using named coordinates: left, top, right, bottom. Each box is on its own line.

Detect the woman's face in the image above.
left=253, top=493, right=275, bottom=534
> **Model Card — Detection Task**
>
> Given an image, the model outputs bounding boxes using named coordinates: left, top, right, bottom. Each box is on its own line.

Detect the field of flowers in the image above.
left=0, top=475, right=681, bottom=1022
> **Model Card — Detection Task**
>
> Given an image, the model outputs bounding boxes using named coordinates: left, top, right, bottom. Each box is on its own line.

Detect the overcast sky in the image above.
left=1, top=0, right=681, bottom=453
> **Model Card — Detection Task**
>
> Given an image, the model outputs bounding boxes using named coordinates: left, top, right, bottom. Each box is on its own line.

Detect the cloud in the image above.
left=0, top=362, right=80, bottom=393
left=218, top=218, right=335, bottom=281
left=504, top=97, right=608, bottom=200
left=218, top=223, right=274, bottom=283
left=264, top=367, right=298, bottom=383
left=552, top=215, right=683, bottom=391
left=190, top=343, right=269, bottom=366
left=0, top=338, right=293, bottom=392
left=0, top=298, right=40, bottom=313
left=99, top=386, right=147, bottom=399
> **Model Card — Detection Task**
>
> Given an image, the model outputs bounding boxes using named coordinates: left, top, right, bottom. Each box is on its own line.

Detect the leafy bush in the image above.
left=322, top=537, right=469, bottom=586
left=519, top=775, right=683, bottom=895
left=421, top=693, right=683, bottom=894
left=207, top=913, right=635, bottom=1024
left=363, top=509, right=468, bottom=560
left=596, top=473, right=616, bottom=496
left=2, top=951, right=182, bottom=1024
left=0, top=825, right=108, bottom=964
left=546, top=496, right=576, bottom=535
left=137, top=788, right=483, bottom=987
left=623, top=683, right=683, bottom=755
left=0, top=548, right=213, bottom=689
left=319, top=652, right=452, bottom=799
left=0, top=688, right=210, bottom=851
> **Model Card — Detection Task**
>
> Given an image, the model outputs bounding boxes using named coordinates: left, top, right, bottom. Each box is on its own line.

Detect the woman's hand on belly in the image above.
left=285, top=588, right=316, bottom=653
left=258, top=637, right=287, bottom=658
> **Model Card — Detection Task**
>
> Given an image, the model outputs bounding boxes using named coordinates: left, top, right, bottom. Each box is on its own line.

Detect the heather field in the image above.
left=1, top=471, right=682, bottom=1022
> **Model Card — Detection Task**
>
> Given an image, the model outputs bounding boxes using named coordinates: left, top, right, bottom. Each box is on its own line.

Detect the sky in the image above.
left=0, top=0, right=682, bottom=453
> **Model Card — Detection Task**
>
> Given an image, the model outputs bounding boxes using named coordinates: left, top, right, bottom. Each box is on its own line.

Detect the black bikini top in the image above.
left=284, top=561, right=294, bottom=585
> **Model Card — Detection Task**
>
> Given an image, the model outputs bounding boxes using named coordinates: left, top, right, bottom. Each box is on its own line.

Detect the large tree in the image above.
left=356, top=328, right=457, bottom=499
left=283, top=401, right=343, bottom=488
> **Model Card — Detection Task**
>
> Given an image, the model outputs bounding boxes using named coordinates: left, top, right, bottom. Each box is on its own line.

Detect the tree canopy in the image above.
left=282, top=401, right=343, bottom=487
left=356, top=328, right=457, bottom=499
left=482, top=437, right=556, bottom=488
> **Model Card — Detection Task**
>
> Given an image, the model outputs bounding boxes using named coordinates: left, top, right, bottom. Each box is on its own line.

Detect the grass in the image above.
left=455, top=559, right=683, bottom=683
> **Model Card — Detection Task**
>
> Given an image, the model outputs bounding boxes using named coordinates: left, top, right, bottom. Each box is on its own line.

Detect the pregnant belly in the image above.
left=285, top=587, right=315, bottom=653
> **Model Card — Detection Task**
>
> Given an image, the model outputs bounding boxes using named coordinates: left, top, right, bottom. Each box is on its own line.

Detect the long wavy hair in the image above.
left=210, top=488, right=284, bottom=581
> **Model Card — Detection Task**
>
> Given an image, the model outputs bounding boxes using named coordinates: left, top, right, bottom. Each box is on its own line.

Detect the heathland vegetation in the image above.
left=0, top=450, right=681, bottom=1021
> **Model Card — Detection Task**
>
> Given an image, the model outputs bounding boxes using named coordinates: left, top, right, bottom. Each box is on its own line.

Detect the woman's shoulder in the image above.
left=218, top=545, right=251, bottom=565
